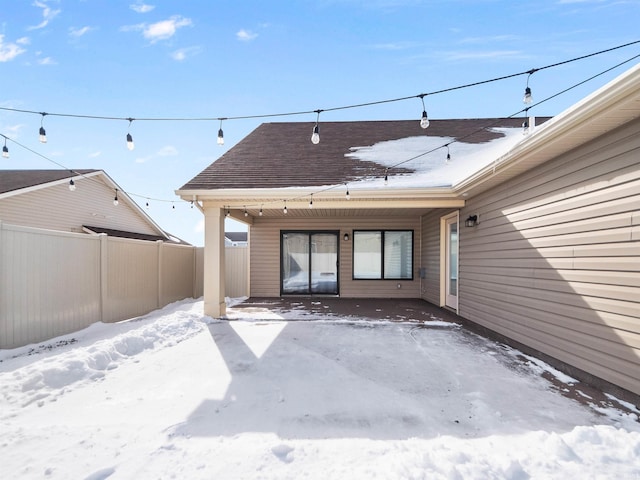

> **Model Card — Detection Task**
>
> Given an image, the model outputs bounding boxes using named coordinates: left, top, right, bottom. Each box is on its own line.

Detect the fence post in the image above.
left=99, top=233, right=108, bottom=323
left=157, top=240, right=164, bottom=309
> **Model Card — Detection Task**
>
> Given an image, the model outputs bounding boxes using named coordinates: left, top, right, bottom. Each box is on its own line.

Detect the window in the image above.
left=353, top=230, right=413, bottom=280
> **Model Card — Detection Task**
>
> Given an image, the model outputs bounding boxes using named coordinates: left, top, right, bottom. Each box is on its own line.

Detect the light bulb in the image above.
left=384, top=173, right=388, bottom=185
left=420, top=110, right=430, bottom=129
left=113, top=195, right=119, bottom=206
left=126, top=133, right=134, bottom=150
left=244, top=207, right=248, bottom=217
left=69, top=179, right=76, bottom=191
left=522, top=120, right=530, bottom=135
left=309, top=198, right=313, bottom=209
left=39, top=126, right=47, bottom=143
left=259, top=207, right=263, bottom=216
left=2, top=145, right=8, bottom=159
left=284, top=203, right=288, bottom=214
left=217, top=128, right=224, bottom=146
left=523, top=87, right=532, bottom=104
left=146, top=201, right=150, bottom=210
left=311, top=125, right=320, bottom=144
left=346, top=190, right=350, bottom=200
left=446, top=153, right=451, bottom=164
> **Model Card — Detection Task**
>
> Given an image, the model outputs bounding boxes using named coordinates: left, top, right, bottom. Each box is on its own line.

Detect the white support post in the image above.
left=203, top=206, right=226, bottom=317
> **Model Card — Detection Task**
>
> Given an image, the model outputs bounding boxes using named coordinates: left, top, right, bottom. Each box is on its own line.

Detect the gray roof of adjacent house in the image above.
left=180, top=118, right=551, bottom=190
left=0, top=169, right=99, bottom=195
left=225, top=231, right=248, bottom=243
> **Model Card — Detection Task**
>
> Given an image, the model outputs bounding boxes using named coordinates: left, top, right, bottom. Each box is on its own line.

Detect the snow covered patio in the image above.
left=2, top=298, right=639, bottom=479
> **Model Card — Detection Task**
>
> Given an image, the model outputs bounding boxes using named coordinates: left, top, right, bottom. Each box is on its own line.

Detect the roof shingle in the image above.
left=180, top=118, right=550, bottom=190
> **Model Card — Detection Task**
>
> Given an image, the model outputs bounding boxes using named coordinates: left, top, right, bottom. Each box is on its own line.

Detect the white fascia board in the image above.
left=176, top=186, right=458, bottom=202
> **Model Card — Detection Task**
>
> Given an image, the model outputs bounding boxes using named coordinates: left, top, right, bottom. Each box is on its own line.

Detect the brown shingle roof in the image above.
left=180, top=118, right=550, bottom=190
left=0, top=169, right=99, bottom=195
left=83, top=226, right=190, bottom=245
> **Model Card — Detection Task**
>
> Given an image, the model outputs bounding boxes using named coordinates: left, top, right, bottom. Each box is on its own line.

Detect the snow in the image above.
left=2, top=298, right=639, bottom=479
left=345, top=127, right=525, bottom=188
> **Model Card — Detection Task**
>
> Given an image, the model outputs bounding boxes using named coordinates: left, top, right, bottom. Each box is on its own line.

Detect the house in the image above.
left=176, top=64, right=640, bottom=398
left=225, top=231, right=248, bottom=246
left=0, top=169, right=185, bottom=243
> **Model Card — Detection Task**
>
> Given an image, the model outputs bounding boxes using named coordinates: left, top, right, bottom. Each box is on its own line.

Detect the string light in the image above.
left=2, top=137, right=8, bottom=158
left=345, top=184, right=350, bottom=200
left=68, top=178, right=76, bottom=191
left=259, top=205, right=263, bottom=216
left=419, top=95, right=429, bottom=129
left=445, top=144, right=451, bottom=164
left=522, top=107, right=530, bottom=135
left=283, top=200, right=288, bottom=214
left=244, top=206, right=248, bottom=216
left=113, top=189, right=119, bottom=206
left=126, top=118, right=135, bottom=151
left=172, top=203, right=176, bottom=210
left=190, top=201, right=194, bottom=209
left=309, top=195, right=313, bottom=209
left=384, top=170, right=388, bottom=185
left=523, top=69, right=536, bottom=104
left=311, top=110, right=321, bottom=144
left=225, top=207, right=230, bottom=217
left=217, top=118, right=225, bottom=146
left=146, top=201, right=150, bottom=209
left=39, top=113, right=47, bottom=143
left=0, top=45, right=637, bottom=216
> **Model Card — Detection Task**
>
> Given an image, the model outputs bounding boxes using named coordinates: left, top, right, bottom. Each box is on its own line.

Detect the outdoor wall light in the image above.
left=344, top=232, right=350, bottom=241
left=465, top=215, right=478, bottom=227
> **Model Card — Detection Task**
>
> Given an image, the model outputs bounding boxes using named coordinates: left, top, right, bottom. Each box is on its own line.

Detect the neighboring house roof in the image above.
left=0, top=169, right=99, bottom=195
left=82, top=226, right=189, bottom=244
left=225, top=231, right=248, bottom=243
left=180, top=118, right=546, bottom=190
left=1, top=169, right=188, bottom=244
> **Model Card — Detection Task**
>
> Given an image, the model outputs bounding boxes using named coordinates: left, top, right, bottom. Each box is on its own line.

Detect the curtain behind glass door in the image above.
left=282, top=233, right=310, bottom=294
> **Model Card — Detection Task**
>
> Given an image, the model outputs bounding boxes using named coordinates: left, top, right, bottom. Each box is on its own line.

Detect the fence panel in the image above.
left=0, top=223, right=102, bottom=348
left=161, top=243, right=197, bottom=305
left=104, top=237, right=159, bottom=324
left=225, top=246, right=249, bottom=298
left=0, top=222, right=205, bottom=349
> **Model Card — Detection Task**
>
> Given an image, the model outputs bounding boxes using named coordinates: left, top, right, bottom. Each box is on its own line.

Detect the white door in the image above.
left=445, top=215, right=458, bottom=309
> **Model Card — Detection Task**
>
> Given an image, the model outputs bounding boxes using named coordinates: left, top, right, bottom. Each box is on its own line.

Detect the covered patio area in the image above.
left=225, top=297, right=462, bottom=323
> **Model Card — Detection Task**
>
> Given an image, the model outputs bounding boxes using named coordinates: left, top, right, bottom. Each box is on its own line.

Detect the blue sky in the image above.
left=1, top=0, right=639, bottom=245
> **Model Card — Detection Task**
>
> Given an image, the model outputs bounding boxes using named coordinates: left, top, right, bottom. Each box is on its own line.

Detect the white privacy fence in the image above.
left=0, top=222, right=247, bottom=349
left=225, top=246, right=249, bottom=298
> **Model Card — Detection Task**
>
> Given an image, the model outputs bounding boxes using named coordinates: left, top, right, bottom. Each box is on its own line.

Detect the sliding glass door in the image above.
left=281, top=231, right=339, bottom=295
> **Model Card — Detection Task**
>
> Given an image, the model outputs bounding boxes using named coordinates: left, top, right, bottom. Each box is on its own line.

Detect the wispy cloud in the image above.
left=441, top=50, right=526, bottom=61
left=171, top=46, right=202, bottom=61
left=88, top=151, right=102, bottom=158
left=135, top=145, right=178, bottom=163
left=458, top=35, right=520, bottom=45
left=122, top=15, right=193, bottom=43
left=157, top=145, right=178, bottom=156
left=130, top=2, right=155, bottom=13
left=370, top=41, right=421, bottom=51
left=69, top=26, right=93, bottom=38
left=37, top=56, right=56, bottom=65
left=0, top=35, right=27, bottom=62
left=28, top=0, right=61, bottom=31
left=236, top=29, right=258, bottom=42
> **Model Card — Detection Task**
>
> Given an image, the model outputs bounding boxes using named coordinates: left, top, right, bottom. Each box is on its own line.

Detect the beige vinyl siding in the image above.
left=457, top=117, right=640, bottom=396
left=250, top=216, right=421, bottom=298
left=0, top=175, right=159, bottom=236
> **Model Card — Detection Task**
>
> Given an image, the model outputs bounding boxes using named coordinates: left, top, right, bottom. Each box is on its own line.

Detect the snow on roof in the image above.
left=345, top=127, right=525, bottom=188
